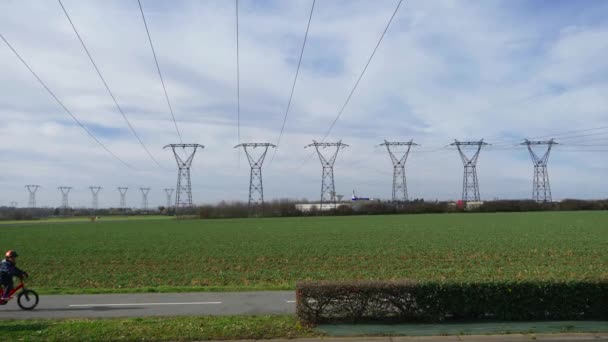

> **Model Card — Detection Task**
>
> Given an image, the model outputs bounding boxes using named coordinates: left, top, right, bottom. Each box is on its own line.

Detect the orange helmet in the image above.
left=5, top=250, right=18, bottom=258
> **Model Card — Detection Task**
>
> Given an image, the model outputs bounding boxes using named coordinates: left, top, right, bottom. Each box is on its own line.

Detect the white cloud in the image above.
left=0, top=0, right=607, bottom=208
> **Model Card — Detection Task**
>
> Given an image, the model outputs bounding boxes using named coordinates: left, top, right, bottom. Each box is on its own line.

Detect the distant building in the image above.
left=456, top=200, right=484, bottom=210
left=295, top=203, right=351, bottom=212
left=466, top=201, right=483, bottom=210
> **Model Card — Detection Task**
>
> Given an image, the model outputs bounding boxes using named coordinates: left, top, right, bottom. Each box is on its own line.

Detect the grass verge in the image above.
left=0, top=315, right=319, bottom=341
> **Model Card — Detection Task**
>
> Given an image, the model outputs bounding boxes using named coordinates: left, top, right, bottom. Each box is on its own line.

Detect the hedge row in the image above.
left=296, top=280, right=608, bottom=324
left=199, top=199, right=608, bottom=219
left=0, top=206, right=191, bottom=221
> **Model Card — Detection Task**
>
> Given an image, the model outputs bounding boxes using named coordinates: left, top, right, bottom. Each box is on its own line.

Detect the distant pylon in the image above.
left=380, top=140, right=418, bottom=202
left=164, top=144, right=204, bottom=210
left=89, top=186, right=102, bottom=210
left=118, top=187, right=128, bottom=209
left=522, top=139, right=558, bottom=203
left=25, top=185, right=40, bottom=208
left=58, top=186, right=72, bottom=213
left=235, top=143, right=276, bottom=217
left=306, top=140, right=348, bottom=209
left=140, top=188, right=151, bottom=210
left=450, top=140, right=489, bottom=202
left=164, top=188, right=174, bottom=208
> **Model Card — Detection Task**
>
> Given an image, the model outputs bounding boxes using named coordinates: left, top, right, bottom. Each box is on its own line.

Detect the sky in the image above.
left=0, top=0, right=607, bottom=209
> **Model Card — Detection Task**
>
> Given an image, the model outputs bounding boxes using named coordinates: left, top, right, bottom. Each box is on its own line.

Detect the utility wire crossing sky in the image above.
left=0, top=0, right=607, bottom=208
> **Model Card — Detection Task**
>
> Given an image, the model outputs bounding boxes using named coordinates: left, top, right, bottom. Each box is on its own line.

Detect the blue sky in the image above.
left=0, top=0, right=607, bottom=208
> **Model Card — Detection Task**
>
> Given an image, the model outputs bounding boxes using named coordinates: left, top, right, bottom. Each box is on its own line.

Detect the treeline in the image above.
left=476, top=199, right=608, bottom=212
left=196, top=199, right=451, bottom=219
left=2, top=198, right=607, bottom=221
left=198, top=198, right=608, bottom=219
left=198, top=199, right=309, bottom=219
left=0, top=206, right=174, bottom=221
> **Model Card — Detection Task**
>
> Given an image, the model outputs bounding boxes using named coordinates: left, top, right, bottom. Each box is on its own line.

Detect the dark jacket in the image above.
left=0, top=259, right=25, bottom=284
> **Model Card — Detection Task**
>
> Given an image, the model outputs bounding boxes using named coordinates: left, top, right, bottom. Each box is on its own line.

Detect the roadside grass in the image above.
left=1, top=211, right=606, bottom=294
left=0, top=315, right=318, bottom=341
left=1, top=317, right=606, bottom=341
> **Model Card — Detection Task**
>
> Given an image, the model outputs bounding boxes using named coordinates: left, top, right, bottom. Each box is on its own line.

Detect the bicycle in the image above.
left=0, top=277, right=39, bottom=310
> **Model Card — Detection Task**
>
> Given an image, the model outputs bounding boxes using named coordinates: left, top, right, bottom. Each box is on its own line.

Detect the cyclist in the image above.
left=0, top=250, right=28, bottom=304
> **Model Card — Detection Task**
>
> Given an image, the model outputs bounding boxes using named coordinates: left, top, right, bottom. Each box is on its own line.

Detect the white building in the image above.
left=295, top=203, right=351, bottom=212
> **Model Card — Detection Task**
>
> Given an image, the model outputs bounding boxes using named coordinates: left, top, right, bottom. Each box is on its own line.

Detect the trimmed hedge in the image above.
left=296, top=280, right=608, bottom=324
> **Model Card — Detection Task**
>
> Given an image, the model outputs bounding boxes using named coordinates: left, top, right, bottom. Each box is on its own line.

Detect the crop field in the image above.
left=0, top=215, right=173, bottom=225
left=1, top=211, right=607, bottom=293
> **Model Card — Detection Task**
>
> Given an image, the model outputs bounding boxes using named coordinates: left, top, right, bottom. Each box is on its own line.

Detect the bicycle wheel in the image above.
left=17, top=289, right=39, bottom=310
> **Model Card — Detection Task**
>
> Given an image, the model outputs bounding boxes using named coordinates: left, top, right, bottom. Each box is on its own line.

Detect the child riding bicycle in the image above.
left=0, top=250, right=28, bottom=304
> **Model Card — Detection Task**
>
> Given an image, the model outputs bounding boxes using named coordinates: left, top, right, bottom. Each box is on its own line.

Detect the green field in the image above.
left=1, top=211, right=607, bottom=294
left=0, top=215, right=173, bottom=225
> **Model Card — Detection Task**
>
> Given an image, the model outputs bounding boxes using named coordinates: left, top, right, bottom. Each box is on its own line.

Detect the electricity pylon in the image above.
left=306, top=140, right=348, bottom=209
left=164, top=188, right=174, bottom=208
left=25, top=185, right=40, bottom=208
left=234, top=143, right=276, bottom=217
left=380, top=140, right=418, bottom=202
left=89, top=186, right=102, bottom=210
left=118, top=187, right=128, bottom=209
left=522, top=139, right=558, bottom=203
left=450, top=140, right=489, bottom=202
left=140, top=188, right=151, bottom=210
left=164, top=144, right=204, bottom=210
left=58, top=186, right=72, bottom=215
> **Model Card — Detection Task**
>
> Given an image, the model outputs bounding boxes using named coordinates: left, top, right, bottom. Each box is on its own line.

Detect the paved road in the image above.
left=0, top=291, right=295, bottom=319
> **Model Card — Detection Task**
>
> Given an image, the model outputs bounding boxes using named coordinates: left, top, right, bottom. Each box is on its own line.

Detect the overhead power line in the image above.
left=393, top=127, right=608, bottom=152
left=492, top=125, right=608, bottom=147
left=491, top=130, right=608, bottom=148
left=532, top=125, right=608, bottom=141
left=235, top=0, right=241, bottom=145
left=270, top=0, right=316, bottom=162
left=567, top=135, right=608, bottom=141
left=295, top=0, right=404, bottom=170
left=547, top=130, right=608, bottom=141
left=0, top=32, right=136, bottom=170
left=137, top=0, right=183, bottom=144
left=557, top=149, right=608, bottom=152
left=58, top=0, right=163, bottom=168
left=321, top=0, right=404, bottom=141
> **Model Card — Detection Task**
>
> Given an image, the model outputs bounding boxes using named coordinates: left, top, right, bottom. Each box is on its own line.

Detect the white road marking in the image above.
left=69, top=302, right=222, bottom=307
left=286, top=300, right=296, bottom=303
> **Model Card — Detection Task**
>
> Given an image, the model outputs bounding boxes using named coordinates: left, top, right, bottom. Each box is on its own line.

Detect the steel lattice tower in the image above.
left=306, top=140, right=348, bottom=209
left=164, top=188, right=174, bottom=208
left=235, top=143, right=276, bottom=217
left=25, top=185, right=40, bottom=208
left=118, top=187, right=128, bottom=209
left=140, top=188, right=150, bottom=210
left=522, top=139, right=558, bottom=203
left=164, top=144, right=204, bottom=210
left=450, top=140, right=489, bottom=202
left=89, top=186, right=102, bottom=210
left=380, top=140, right=418, bottom=202
left=58, top=187, right=72, bottom=213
